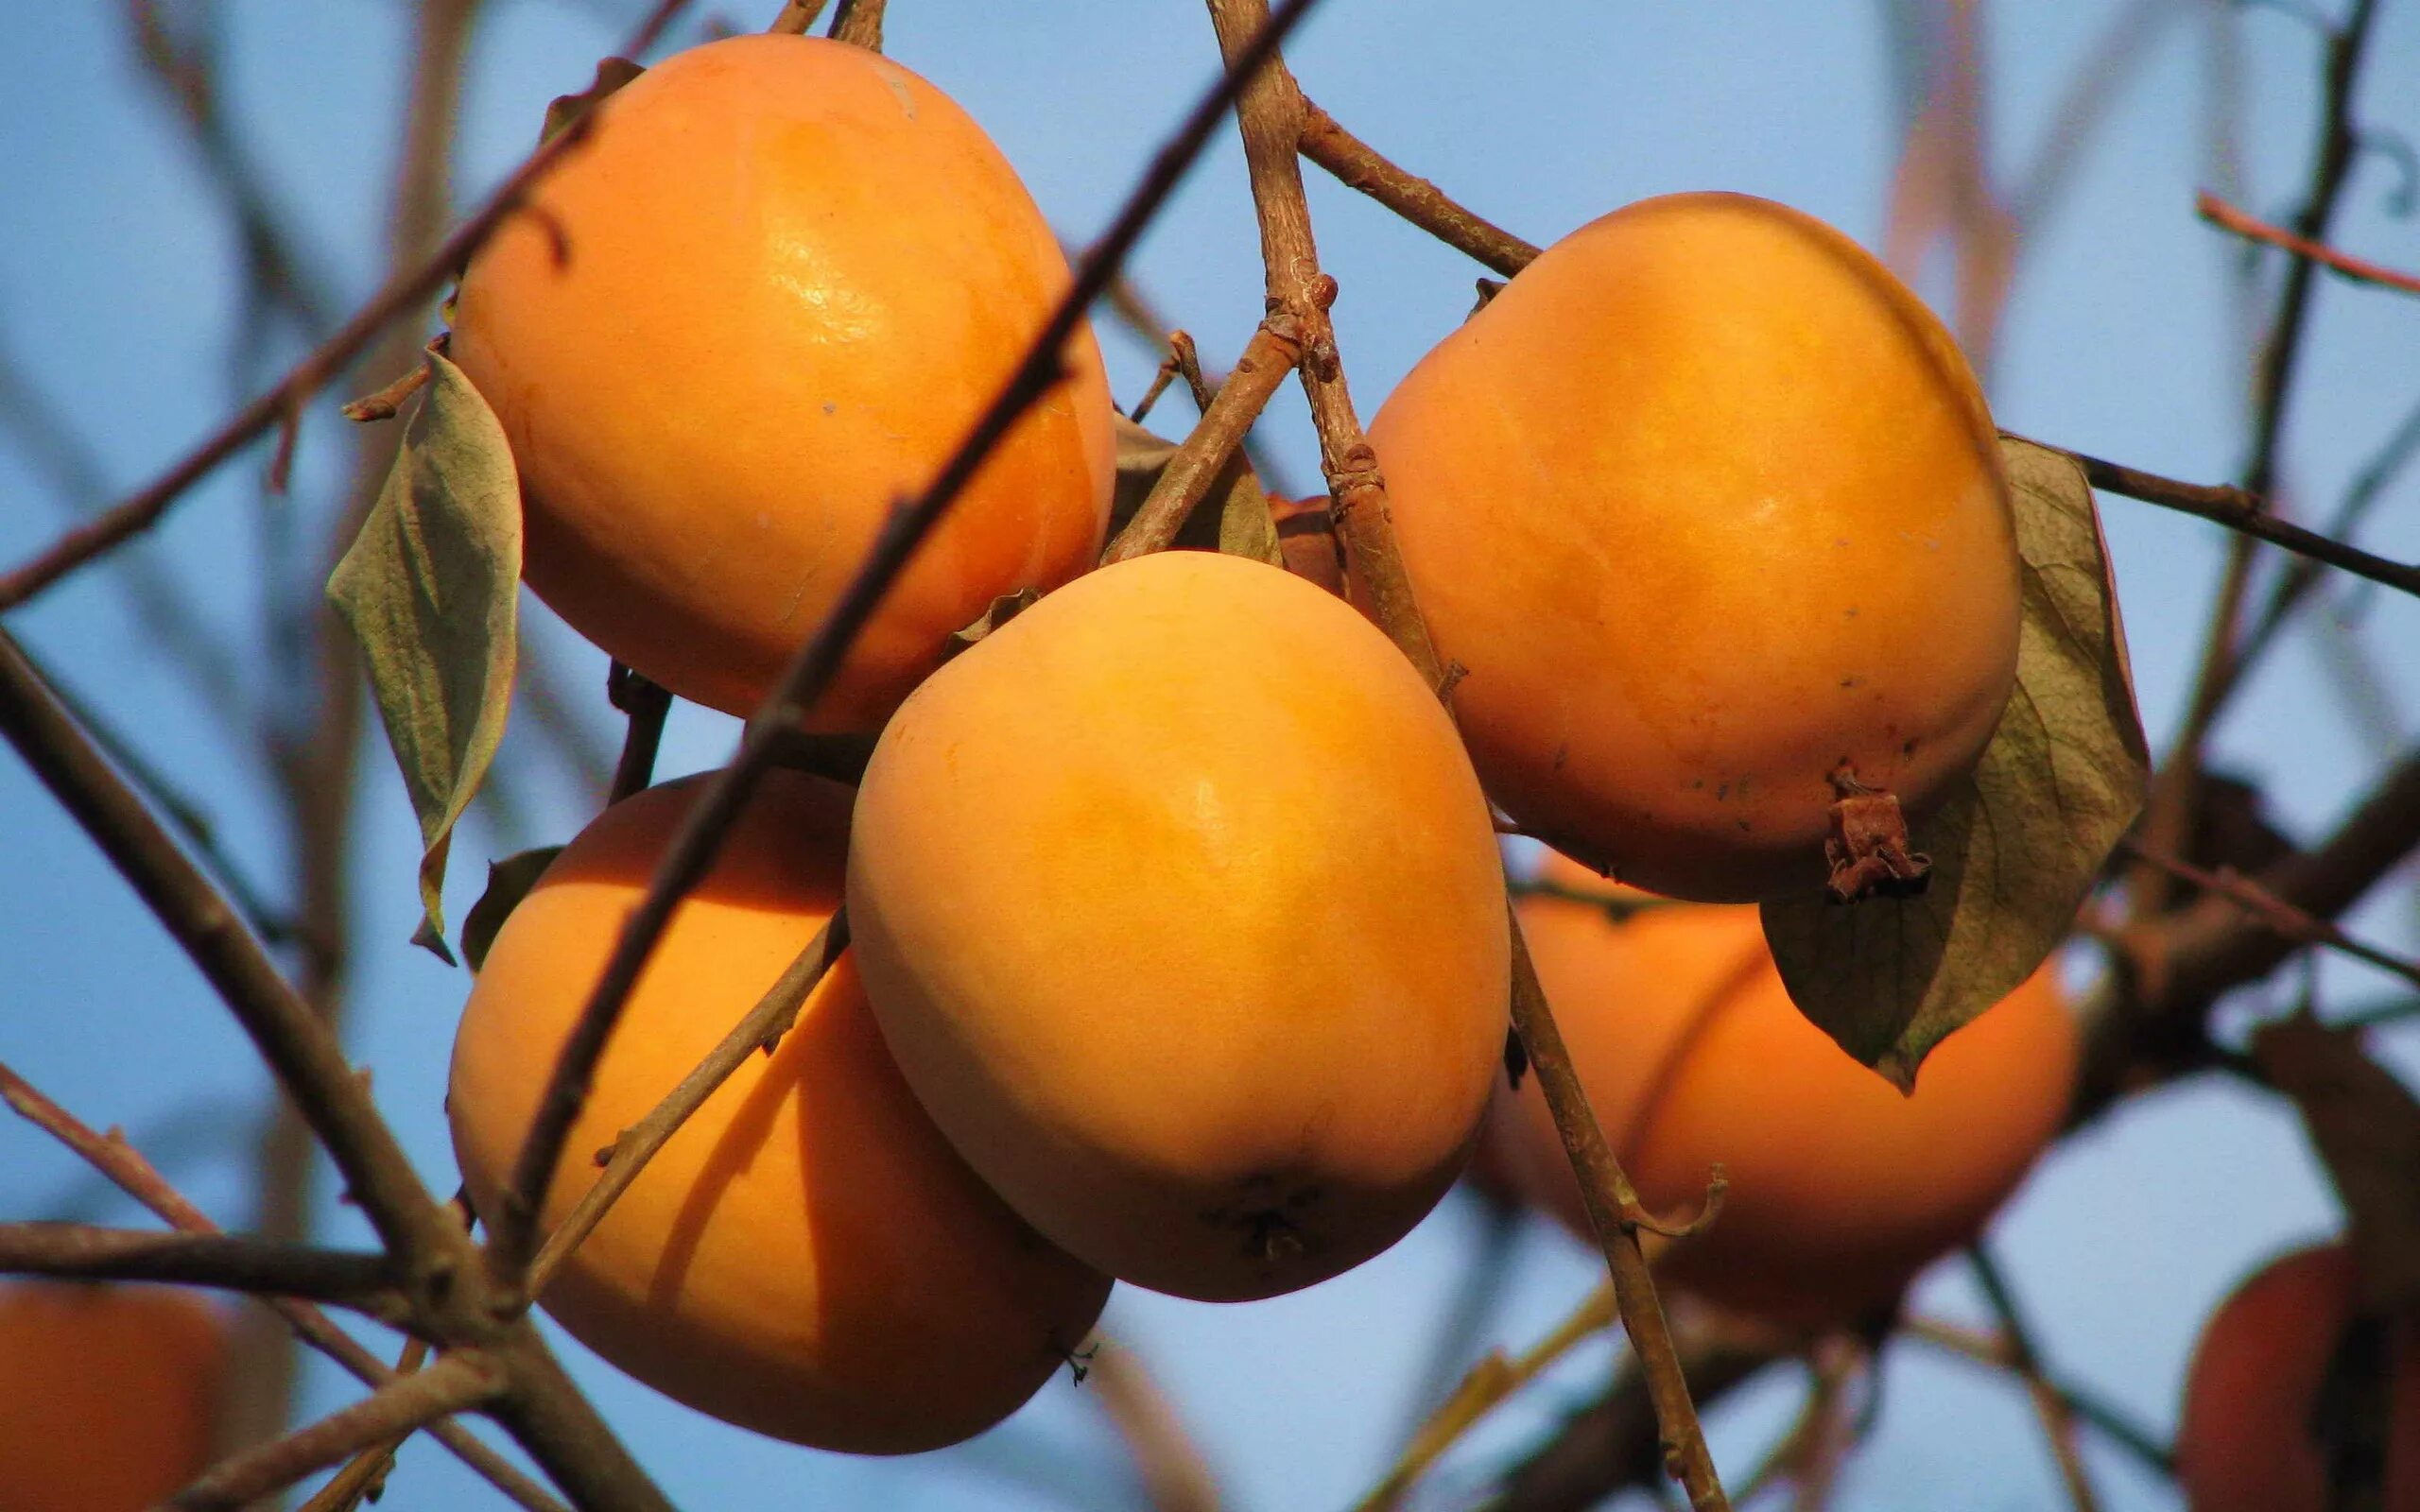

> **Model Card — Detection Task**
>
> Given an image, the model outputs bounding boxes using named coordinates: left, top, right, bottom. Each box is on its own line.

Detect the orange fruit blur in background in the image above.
left=448, top=770, right=1110, bottom=1452
left=453, top=35, right=1115, bottom=728
left=850, top=551, right=1509, bottom=1302
left=1496, top=855, right=2077, bottom=1326
left=2178, top=1242, right=2420, bottom=1512
left=1368, top=192, right=2018, bottom=902
left=0, top=1281, right=224, bottom=1512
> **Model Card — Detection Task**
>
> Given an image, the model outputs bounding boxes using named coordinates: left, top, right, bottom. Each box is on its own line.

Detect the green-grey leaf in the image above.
left=1761, top=437, right=2151, bottom=1090
left=329, top=352, right=523, bottom=965
left=460, top=845, right=564, bottom=974
left=1109, top=414, right=1285, bottom=565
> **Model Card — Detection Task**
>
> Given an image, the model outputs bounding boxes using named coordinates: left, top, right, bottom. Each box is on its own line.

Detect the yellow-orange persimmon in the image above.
left=849, top=551, right=1510, bottom=1302
left=1495, top=856, right=2075, bottom=1326
left=2178, top=1243, right=2420, bottom=1512
left=452, top=35, right=1115, bottom=728
left=1367, top=191, right=2019, bottom=902
left=0, top=1281, right=224, bottom=1512
left=448, top=770, right=1110, bottom=1452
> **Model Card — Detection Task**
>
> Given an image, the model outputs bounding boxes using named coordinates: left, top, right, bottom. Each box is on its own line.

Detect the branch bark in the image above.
left=167, top=1350, right=507, bottom=1512
left=1200, top=4, right=1729, bottom=1505
left=0, top=1225, right=401, bottom=1316
left=0, top=627, right=458, bottom=1265
left=0, top=1062, right=566, bottom=1512
left=1297, top=97, right=1540, bottom=276
left=1101, top=314, right=1305, bottom=562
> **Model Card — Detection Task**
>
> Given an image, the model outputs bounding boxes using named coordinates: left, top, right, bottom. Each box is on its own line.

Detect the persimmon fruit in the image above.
left=1367, top=191, right=2020, bottom=902
left=452, top=34, right=1115, bottom=728
left=0, top=1280, right=225, bottom=1512
left=2177, top=1243, right=2420, bottom=1512
left=848, top=550, right=1511, bottom=1302
left=447, top=770, right=1111, bottom=1452
left=1495, top=855, right=2076, bottom=1326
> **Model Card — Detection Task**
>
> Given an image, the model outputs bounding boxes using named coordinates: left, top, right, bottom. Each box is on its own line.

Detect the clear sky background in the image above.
left=2, top=2, right=2418, bottom=1509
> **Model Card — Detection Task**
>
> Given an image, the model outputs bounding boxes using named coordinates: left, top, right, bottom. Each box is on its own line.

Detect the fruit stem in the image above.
left=1823, top=766, right=1931, bottom=904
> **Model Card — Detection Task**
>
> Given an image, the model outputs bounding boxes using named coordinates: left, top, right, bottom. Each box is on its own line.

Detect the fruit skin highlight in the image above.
left=2177, top=1243, right=2420, bottom=1512
left=1495, top=856, right=2076, bottom=1327
left=447, top=770, right=1111, bottom=1453
left=452, top=34, right=1115, bottom=728
left=0, top=1281, right=225, bottom=1512
left=849, top=550, right=1510, bottom=1302
left=1367, top=190, right=2020, bottom=902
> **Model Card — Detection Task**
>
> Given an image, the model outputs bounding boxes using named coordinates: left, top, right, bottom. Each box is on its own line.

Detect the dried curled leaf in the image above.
left=1762, top=437, right=2150, bottom=1089
left=2254, top=1015, right=2420, bottom=1314
left=328, top=352, right=523, bottom=963
left=460, top=845, right=564, bottom=974
left=1110, top=414, right=1284, bottom=566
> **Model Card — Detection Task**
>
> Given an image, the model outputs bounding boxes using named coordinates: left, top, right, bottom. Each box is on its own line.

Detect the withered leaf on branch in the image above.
left=1110, top=414, right=1285, bottom=567
left=2254, top=1014, right=2420, bottom=1314
left=1762, top=437, right=2151, bottom=1090
left=460, top=845, right=565, bottom=974
left=328, top=352, right=523, bottom=964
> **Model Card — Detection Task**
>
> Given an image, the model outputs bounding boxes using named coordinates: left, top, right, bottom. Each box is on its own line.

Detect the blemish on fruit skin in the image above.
left=882, top=74, right=918, bottom=121
left=1840, top=676, right=1861, bottom=689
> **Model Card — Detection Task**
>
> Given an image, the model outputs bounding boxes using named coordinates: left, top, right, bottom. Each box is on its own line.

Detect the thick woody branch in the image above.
left=1200, top=3, right=1727, bottom=1505
left=529, top=911, right=848, bottom=1290
left=167, top=1350, right=507, bottom=1512
left=0, top=0, right=699, bottom=611
left=490, top=1337, right=680, bottom=1512
left=2045, top=441, right=2420, bottom=603
left=491, top=0, right=1332, bottom=1276
left=1102, top=314, right=1306, bottom=562
left=0, top=1224, right=401, bottom=1317
left=765, top=0, right=829, bottom=33
left=0, top=627, right=456, bottom=1264
left=1298, top=97, right=1540, bottom=277
left=0, top=1064, right=565, bottom=1512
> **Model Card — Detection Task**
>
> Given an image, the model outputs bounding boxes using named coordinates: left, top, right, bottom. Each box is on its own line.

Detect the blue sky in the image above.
left=2, top=2, right=2417, bottom=1508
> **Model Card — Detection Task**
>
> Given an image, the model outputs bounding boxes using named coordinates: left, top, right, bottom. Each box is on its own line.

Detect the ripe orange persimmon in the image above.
left=2178, top=1243, right=2420, bottom=1512
left=1367, top=191, right=2019, bottom=902
left=452, top=35, right=1115, bottom=728
left=1496, top=855, right=2076, bottom=1326
left=447, top=770, right=1111, bottom=1452
left=0, top=1281, right=225, bottom=1512
left=848, top=550, right=1510, bottom=1302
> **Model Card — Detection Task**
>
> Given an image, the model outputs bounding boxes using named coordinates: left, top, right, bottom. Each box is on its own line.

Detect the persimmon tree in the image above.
left=0, top=3, right=2414, bottom=1510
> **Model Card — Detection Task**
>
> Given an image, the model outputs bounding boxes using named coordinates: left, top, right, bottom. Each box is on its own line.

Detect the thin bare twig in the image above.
left=491, top=0, right=1334, bottom=1277
left=766, top=0, right=830, bottom=33
left=2198, top=188, right=2420, bottom=298
left=1968, top=1246, right=2100, bottom=1512
left=528, top=910, right=848, bottom=1291
left=1357, top=1284, right=1616, bottom=1512
left=1102, top=314, right=1306, bottom=562
left=298, top=1331, right=435, bottom=1512
left=2134, top=0, right=2384, bottom=914
left=0, top=627, right=457, bottom=1263
left=2039, top=440, right=2420, bottom=602
left=1201, top=3, right=1728, bottom=1503
left=1088, top=1335, right=1223, bottom=1512
left=828, top=0, right=885, bottom=47
left=0, top=1063, right=565, bottom=1512
left=0, top=1224, right=399, bottom=1314
left=2119, top=839, right=2420, bottom=991
left=1901, top=1316, right=2177, bottom=1480
left=168, top=1350, right=507, bottom=1512
left=0, top=0, right=699, bottom=610
left=1297, top=97, right=1540, bottom=277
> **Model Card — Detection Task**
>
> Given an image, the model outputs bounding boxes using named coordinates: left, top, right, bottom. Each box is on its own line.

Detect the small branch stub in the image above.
left=1824, top=766, right=1931, bottom=903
